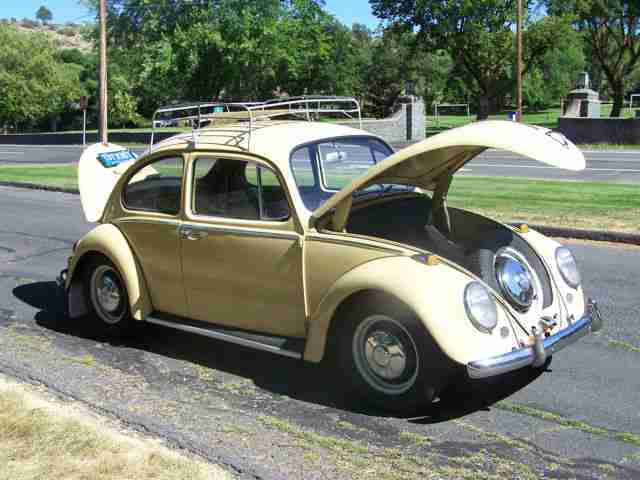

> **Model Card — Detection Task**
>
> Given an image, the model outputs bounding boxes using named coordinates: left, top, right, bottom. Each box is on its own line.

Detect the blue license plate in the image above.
left=97, top=150, right=137, bottom=168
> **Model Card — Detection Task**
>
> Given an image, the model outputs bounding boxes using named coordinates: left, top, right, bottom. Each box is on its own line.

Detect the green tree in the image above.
left=523, top=35, right=585, bottom=110
left=88, top=0, right=361, bottom=115
left=371, top=0, right=575, bottom=119
left=0, top=25, right=83, bottom=130
left=36, top=6, right=53, bottom=25
left=546, top=0, right=640, bottom=117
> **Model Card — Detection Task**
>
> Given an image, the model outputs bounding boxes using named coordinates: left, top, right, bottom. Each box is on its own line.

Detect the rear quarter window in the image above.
left=123, top=156, right=184, bottom=215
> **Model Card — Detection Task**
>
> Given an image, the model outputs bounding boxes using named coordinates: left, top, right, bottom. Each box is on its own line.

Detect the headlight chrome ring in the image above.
left=495, top=250, right=535, bottom=312
left=464, top=282, right=498, bottom=334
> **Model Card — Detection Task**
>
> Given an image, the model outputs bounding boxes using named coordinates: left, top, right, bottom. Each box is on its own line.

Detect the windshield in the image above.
left=290, top=136, right=402, bottom=212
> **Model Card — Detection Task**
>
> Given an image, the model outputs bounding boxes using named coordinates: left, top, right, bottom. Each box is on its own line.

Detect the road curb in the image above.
left=521, top=224, right=640, bottom=246
left=0, top=181, right=79, bottom=195
left=1, top=181, right=638, bottom=246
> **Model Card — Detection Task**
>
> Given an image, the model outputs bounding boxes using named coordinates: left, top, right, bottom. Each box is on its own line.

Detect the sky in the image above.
left=324, top=0, right=380, bottom=28
left=1, top=0, right=381, bottom=27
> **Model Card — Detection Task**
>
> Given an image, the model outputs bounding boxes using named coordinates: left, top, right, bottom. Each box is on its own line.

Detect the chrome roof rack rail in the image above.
left=150, top=96, right=362, bottom=150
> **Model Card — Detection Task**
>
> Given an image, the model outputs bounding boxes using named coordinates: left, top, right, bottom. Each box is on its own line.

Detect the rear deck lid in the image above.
left=310, top=121, right=585, bottom=225
left=78, top=143, right=138, bottom=222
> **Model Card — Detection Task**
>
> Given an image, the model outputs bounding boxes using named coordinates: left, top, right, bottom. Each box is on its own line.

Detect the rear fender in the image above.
left=304, top=255, right=519, bottom=364
left=66, top=224, right=152, bottom=321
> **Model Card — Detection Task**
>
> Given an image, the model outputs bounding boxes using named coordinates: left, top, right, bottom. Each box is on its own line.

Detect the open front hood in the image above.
left=310, top=121, right=585, bottom=225
left=78, top=143, right=138, bottom=222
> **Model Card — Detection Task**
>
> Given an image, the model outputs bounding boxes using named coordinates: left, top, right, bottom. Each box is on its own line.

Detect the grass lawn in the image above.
left=448, top=176, right=640, bottom=233
left=0, top=375, right=229, bottom=480
left=2, top=164, right=638, bottom=233
left=0, top=164, right=79, bottom=189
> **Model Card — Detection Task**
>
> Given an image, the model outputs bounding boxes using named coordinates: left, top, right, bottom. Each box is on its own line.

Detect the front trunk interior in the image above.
left=318, top=192, right=556, bottom=337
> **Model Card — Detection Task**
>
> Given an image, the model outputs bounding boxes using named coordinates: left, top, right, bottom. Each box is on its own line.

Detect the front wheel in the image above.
left=332, top=297, right=453, bottom=413
left=84, top=256, right=137, bottom=336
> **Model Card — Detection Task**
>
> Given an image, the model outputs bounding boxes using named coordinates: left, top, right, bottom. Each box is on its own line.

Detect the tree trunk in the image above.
left=477, top=95, right=490, bottom=120
left=610, top=87, right=625, bottom=118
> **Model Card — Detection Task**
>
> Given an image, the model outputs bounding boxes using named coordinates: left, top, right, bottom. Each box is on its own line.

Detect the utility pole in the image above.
left=98, top=0, right=108, bottom=144
left=516, top=0, right=523, bottom=122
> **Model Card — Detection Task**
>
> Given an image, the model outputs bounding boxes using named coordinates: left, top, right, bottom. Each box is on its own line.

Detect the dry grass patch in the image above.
left=0, top=375, right=231, bottom=480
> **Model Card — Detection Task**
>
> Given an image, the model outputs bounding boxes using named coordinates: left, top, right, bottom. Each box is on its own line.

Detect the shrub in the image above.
left=21, top=18, right=38, bottom=29
left=60, top=27, right=76, bottom=37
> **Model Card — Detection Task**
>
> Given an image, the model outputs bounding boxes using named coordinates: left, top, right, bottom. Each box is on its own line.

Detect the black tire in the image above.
left=465, top=229, right=553, bottom=308
left=330, top=294, right=454, bottom=414
left=83, top=255, right=137, bottom=336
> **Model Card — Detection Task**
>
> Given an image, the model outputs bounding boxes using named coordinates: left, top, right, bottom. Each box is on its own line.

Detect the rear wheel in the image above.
left=84, top=256, right=136, bottom=336
left=332, top=295, right=453, bottom=413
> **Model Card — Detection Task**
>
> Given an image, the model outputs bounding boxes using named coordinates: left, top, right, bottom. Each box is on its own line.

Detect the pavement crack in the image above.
left=0, top=229, right=75, bottom=245
left=496, top=401, right=640, bottom=447
left=607, top=338, right=640, bottom=354
left=7, top=247, right=71, bottom=264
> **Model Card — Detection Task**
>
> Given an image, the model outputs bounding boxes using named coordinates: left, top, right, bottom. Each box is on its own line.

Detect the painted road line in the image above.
left=471, top=163, right=640, bottom=173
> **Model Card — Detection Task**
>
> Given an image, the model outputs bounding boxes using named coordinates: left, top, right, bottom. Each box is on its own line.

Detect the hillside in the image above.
left=0, top=18, right=93, bottom=51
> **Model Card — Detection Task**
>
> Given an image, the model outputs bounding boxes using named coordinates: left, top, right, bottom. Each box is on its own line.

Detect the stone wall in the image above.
left=338, top=99, right=426, bottom=144
left=558, top=117, right=640, bottom=144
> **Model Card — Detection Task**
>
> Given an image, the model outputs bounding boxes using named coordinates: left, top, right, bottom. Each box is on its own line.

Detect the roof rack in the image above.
left=149, top=96, right=362, bottom=149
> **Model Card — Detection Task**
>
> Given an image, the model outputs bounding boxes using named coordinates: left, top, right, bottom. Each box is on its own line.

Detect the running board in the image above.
left=145, top=314, right=305, bottom=359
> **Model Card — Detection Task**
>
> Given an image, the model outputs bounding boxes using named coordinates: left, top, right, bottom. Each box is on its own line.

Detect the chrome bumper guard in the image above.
left=467, top=299, right=603, bottom=379
left=56, top=269, right=68, bottom=290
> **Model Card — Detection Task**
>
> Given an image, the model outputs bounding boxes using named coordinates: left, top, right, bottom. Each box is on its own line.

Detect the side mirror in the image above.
left=325, top=151, right=348, bottom=163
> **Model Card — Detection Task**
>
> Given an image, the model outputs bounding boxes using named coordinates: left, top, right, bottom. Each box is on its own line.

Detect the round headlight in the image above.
left=464, top=282, right=498, bottom=333
left=555, top=247, right=580, bottom=288
left=495, top=253, right=534, bottom=312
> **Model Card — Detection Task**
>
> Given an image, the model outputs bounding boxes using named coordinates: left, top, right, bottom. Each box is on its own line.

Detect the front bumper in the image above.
left=467, top=299, right=603, bottom=379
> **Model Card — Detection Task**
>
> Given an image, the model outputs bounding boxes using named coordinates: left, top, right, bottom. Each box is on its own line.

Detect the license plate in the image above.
left=97, top=150, right=137, bottom=168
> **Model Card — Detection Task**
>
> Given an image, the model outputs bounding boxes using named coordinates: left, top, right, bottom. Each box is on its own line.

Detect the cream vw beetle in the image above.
left=59, top=98, right=603, bottom=412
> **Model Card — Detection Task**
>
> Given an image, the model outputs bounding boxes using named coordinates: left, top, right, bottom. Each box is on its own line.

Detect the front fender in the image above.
left=304, top=255, right=519, bottom=364
left=67, top=223, right=153, bottom=321
left=513, top=227, right=585, bottom=323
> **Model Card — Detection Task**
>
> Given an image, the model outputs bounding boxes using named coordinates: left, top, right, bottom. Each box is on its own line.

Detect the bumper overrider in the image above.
left=467, top=299, right=603, bottom=379
left=57, top=268, right=68, bottom=290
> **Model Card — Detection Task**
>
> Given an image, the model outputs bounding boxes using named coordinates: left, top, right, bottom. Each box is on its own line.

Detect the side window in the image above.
left=318, top=140, right=376, bottom=190
left=192, top=158, right=289, bottom=221
left=291, top=146, right=316, bottom=187
left=257, top=167, right=290, bottom=220
left=123, top=156, right=183, bottom=215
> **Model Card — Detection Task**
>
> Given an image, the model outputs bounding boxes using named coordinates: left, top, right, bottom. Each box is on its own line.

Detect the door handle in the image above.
left=180, top=227, right=208, bottom=241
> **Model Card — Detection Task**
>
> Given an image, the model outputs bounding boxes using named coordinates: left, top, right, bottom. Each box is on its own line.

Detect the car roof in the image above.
left=140, top=121, right=385, bottom=169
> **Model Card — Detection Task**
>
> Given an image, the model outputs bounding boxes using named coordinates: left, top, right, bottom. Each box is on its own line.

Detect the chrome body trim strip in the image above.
left=182, top=223, right=299, bottom=241
left=144, top=316, right=303, bottom=359
left=117, top=217, right=180, bottom=227
left=466, top=299, right=602, bottom=379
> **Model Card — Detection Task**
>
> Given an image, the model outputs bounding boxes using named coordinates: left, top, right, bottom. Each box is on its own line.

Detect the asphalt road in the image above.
left=1, top=186, right=640, bottom=479
left=2, top=143, right=640, bottom=183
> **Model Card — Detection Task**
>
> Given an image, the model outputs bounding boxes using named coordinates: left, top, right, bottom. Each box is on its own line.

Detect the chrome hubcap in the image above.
left=353, top=315, right=418, bottom=395
left=365, top=331, right=407, bottom=380
left=97, top=274, right=121, bottom=313
left=90, top=265, right=124, bottom=325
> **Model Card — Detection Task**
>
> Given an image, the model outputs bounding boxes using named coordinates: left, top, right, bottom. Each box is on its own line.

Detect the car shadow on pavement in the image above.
left=16, top=281, right=544, bottom=422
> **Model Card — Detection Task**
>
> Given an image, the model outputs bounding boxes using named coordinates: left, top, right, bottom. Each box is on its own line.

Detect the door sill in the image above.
left=145, top=312, right=305, bottom=359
